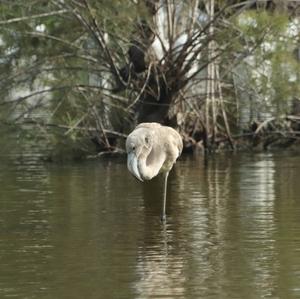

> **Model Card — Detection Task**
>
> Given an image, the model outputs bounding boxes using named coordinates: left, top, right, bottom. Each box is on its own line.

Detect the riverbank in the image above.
left=1, top=120, right=300, bottom=163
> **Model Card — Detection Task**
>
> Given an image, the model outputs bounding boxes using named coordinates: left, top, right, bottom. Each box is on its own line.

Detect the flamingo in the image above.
left=126, top=123, right=183, bottom=221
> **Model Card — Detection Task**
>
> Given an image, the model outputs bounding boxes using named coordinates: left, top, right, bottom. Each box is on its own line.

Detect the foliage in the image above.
left=0, top=0, right=300, bottom=158
left=235, top=10, right=300, bottom=117
left=0, top=0, right=144, bottom=156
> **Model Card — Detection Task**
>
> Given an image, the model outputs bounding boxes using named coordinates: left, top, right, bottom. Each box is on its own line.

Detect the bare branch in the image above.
left=0, top=10, right=69, bottom=25
left=21, top=120, right=128, bottom=138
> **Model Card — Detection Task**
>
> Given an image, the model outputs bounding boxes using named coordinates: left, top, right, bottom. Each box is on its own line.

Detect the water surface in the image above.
left=0, top=151, right=300, bottom=298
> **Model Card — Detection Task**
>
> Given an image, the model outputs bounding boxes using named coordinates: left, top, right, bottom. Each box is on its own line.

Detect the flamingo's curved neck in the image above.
left=138, top=145, right=166, bottom=180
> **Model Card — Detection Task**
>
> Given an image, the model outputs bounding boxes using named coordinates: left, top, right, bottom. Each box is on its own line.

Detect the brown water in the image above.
left=0, top=151, right=300, bottom=299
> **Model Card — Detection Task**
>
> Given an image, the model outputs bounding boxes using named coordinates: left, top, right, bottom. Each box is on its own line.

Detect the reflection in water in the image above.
left=133, top=177, right=187, bottom=298
left=1, top=152, right=300, bottom=298
left=238, top=154, right=278, bottom=298
left=134, top=226, right=186, bottom=299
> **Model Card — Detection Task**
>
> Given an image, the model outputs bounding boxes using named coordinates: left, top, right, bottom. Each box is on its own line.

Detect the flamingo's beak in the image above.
left=127, top=152, right=143, bottom=182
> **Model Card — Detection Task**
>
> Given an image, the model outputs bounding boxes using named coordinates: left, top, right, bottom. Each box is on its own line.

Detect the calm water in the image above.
left=0, top=151, right=300, bottom=299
